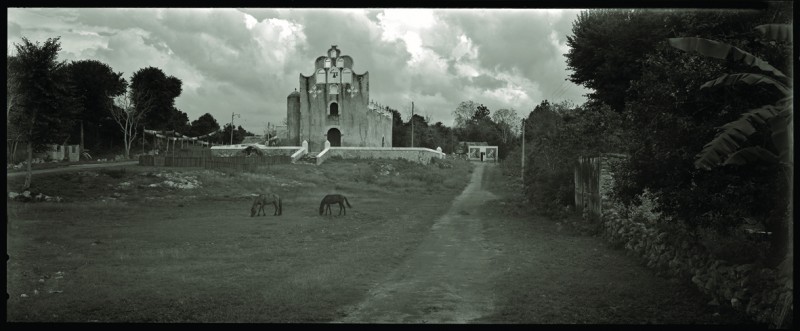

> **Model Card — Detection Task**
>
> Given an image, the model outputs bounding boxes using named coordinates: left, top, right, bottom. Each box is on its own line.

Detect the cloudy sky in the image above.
left=7, top=8, right=592, bottom=134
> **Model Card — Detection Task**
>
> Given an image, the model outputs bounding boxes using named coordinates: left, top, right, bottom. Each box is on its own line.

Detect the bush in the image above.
left=523, top=163, right=574, bottom=219
left=499, top=146, right=522, bottom=178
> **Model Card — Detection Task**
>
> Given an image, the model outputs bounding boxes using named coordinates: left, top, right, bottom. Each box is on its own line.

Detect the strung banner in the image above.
left=144, top=129, right=220, bottom=141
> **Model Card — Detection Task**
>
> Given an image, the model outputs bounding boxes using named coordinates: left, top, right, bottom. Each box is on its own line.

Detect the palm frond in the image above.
left=768, top=108, right=793, bottom=163
left=668, top=37, right=787, bottom=79
left=754, top=24, right=793, bottom=44
left=694, top=105, right=781, bottom=170
left=700, top=73, right=790, bottom=95
left=723, top=146, right=779, bottom=166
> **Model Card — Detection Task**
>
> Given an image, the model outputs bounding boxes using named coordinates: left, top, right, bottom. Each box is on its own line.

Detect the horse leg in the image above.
left=272, top=201, right=278, bottom=216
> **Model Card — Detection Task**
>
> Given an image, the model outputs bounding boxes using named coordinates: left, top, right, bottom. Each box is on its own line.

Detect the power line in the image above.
left=547, top=78, right=568, bottom=101
left=553, top=81, right=573, bottom=101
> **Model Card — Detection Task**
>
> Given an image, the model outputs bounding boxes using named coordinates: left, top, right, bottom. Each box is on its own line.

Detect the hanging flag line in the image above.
left=143, top=129, right=220, bottom=141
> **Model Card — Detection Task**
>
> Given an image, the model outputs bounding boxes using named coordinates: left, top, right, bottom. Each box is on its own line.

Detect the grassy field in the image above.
left=6, top=158, right=473, bottom=322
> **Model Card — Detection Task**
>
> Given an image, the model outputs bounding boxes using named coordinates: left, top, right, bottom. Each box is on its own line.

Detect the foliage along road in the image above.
left=335, top=162, right=749, bottom=324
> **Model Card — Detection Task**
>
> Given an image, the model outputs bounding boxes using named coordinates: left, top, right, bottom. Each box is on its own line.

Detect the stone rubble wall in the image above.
left=590, top=155, right=792, bottom=328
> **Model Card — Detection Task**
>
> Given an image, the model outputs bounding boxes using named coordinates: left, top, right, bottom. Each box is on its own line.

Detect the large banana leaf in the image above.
left=668, top=37, right=787, bottom=79
left=700, top=73, right=790, bottom=95
left=694, top=105, right=781, bottom=170
left=755, top=24, right=793, bottom=43
left=769, top=107, right=793, bottom=163
left=723, top=146, right=779, bottom=166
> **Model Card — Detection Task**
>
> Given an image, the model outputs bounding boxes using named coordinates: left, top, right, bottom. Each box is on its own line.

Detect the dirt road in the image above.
left=6, top=161, right=138, bottom=178
left=338, top=162, right=500, bottom=323
left=336, top=162, right=748, bottom=324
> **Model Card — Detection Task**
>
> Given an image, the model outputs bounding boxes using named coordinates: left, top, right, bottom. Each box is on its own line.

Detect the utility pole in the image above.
left=230, top=112, right=240, bottom=145
left=411, top=101, right=414, bottom=148
left=521, top=118, right=525, bottom=183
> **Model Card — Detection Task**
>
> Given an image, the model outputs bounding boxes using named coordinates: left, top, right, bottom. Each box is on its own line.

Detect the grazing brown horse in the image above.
left=319, top=194, right=352, bottom=216
left=251, top=193, right=282, bottom=217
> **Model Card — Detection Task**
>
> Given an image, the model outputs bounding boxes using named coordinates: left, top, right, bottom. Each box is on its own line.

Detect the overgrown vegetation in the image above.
left=496, top=5, right=793, bottom=271
left=500, top=100, right=623, bottom=219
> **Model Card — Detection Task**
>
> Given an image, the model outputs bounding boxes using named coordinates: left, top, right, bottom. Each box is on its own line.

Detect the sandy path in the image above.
left=7, top=161, right=139, bottom=178
left=337, top=163, right=499, bottom=323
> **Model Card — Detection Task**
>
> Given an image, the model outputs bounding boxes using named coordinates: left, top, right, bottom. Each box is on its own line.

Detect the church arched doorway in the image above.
left=327, top=128, right=341, bottom=147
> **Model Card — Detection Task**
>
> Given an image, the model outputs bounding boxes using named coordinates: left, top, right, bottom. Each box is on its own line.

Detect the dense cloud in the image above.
left=7, top=8, right=591, bottom=132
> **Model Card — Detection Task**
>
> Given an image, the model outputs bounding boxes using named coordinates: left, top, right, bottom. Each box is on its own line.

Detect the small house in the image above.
left=44, top=144, right=80, bottom=162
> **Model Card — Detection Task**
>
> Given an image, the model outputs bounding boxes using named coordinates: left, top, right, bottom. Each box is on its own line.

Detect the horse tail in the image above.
left=344, top=196, right=352, bottom=208
left=278, top=196, right=282, bottom=215
left=319, top=199, right=326, bottom=215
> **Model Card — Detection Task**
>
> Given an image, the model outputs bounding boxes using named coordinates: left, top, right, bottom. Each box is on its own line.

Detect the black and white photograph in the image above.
left=6, top=3, right=793, bottom=326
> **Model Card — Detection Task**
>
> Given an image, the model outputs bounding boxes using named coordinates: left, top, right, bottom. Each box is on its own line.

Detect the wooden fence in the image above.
left=574, top=153, right=627, bottom=222
left=574, top=156, right=601, bottom=222
left=139, top=155, right=291, bottom=171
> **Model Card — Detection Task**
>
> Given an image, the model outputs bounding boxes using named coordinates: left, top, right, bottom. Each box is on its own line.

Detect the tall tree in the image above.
left=492, top=108, right=520, bottom=144
left=565, top=9, right=670, bottom=112
left=189, top=113, right=221, bottom=137
left=109, top=90, right=148, bottom=159
left=166, top=107, right=191, bottom=133
left=388, top=107, right=406, bottom=147
left=566, top=6, right=791, bottom=113
left=66, top=59, right=127, bottom=153
left=7, top=56, right=21, bottom=120
left=452, top=100, right=480, bottom=128
left=431, top=121, right=457, bottom=153
left=8, top=37, right=79, bottom=190
left=7, top=56, right=24, bottom=163
left=403, top=113, right=433, bottom=148
left=130, top=66, right=183, bottom=131
left=219, top=123, right=255, bottom=145
left=471, top=104, right=491, bottom=121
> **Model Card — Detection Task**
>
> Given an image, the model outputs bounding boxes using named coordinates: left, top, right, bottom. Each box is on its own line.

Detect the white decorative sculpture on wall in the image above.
left=309, top=85, right=320, bottom=98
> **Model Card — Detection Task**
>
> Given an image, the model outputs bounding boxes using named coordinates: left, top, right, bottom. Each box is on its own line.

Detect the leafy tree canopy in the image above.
left=130, top=66, right=183, bottom=130
left=189, top=113, right=221, bottom=137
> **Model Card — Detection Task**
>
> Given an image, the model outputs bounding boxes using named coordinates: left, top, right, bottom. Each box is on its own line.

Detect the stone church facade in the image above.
left=286, top=45, right=392, bottom=153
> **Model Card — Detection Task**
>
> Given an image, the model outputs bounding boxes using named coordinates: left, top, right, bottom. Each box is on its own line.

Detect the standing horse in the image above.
left=319, top=194, right=352, bottom=216
left=251, top=193, right=282, bottom=217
